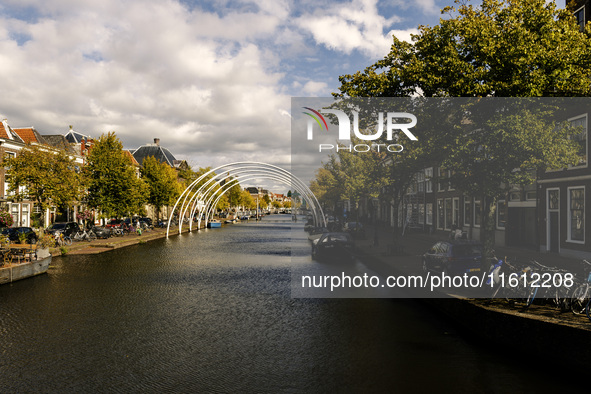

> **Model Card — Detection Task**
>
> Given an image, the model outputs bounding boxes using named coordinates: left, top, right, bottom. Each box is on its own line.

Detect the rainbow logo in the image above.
left=302, top=107, right=328, bottom=132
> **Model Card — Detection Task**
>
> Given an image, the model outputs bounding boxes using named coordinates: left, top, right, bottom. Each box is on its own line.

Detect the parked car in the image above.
left=91, top=226, right=111, bottom=239
left=46, top=222, right=81, bottom=237
left=105, top=219, right=123, bottom=229
left=1, top=227, right=38, bottom=244
left=132, top=217, right=153, bottom=227
left=311, top=232, right=355, bottom=262
left=140, top=217, right=153, bottom=227
left=422, top=240, right=483, bottom=275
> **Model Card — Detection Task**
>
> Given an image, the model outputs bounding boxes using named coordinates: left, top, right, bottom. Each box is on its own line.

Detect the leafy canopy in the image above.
left=83, top=132, right=147, bottom=218
left=336, top=0, right=591, bottom=98
left=5, top=145, right=80, bottom=212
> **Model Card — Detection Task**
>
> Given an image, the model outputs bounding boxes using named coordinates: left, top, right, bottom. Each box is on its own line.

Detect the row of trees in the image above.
left=6, top=132, right=205, bottom=224
left=6, top=132, right=183, bottom=224
left=5, top=131, right=292, bottom=225
left=312, top=0, right=591, bottom=253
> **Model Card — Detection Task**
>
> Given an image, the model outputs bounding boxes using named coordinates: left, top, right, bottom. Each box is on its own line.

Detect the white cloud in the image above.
left=0, top=0, right=438, bottom=191
left=302, top=81, right=329, bottom=95
left=296, top=0, right=413, bottom=57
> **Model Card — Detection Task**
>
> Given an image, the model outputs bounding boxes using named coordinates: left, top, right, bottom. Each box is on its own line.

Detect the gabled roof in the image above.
left=245, top=187, right=259, bottom=194
left=0, top=119, right=25, bottom=142
left=124, top=150, right=140, bottom=166
left=41, top=135, right=79, bottom=155
left=64, top=127, right=92, bottom=144
left=13, top=127, right=46, bottom=145
left=173, top=159, right=189, bottom=170
left=132, top=140, right=177, bottom=167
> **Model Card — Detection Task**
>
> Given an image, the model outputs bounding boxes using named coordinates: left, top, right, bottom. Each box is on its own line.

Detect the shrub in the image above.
left=0, top=209, right=13, bottom=228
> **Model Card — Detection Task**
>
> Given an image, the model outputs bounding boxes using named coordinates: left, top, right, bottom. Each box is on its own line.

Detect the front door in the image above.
left=547, top=189, right=560, bottom=253
left=549, top=211, right=559, bottom=252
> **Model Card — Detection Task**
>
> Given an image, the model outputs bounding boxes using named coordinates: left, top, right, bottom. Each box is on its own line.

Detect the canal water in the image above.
left=0, top=215, right=585, bottom=392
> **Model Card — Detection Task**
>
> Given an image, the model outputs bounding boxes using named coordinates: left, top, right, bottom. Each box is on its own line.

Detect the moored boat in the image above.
left=207, top=220, right=222, bottom=228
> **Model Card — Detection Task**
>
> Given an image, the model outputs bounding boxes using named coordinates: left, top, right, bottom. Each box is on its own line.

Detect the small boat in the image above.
left=207, top=220, right=222, bottom=228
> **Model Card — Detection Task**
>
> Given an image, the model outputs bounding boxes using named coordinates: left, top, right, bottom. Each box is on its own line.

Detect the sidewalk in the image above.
left=49, top=225, right=189, bottom=256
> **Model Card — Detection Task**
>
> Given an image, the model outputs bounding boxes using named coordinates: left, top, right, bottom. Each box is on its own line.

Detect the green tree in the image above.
left=141, top=156, right=183, bottom=221
left=83, top=132, right=147, bottom=219
left=6, top=145, right=79, bottom=225
left=334, top=0, right=589, bottom=252
left=241, top=190, right=256, bottom=210
left=227, top=182, right=242, bottom=210
left=336, top=0, right=591, bottom=98
left=261, top=194, right=271, bottom=209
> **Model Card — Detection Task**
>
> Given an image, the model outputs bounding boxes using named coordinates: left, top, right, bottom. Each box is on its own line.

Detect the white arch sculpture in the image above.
left=166, top=162, right=326, bottom=237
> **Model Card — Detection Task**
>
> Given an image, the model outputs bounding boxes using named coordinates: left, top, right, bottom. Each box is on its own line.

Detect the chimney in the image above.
left=154, top=138, right=160, bottom=146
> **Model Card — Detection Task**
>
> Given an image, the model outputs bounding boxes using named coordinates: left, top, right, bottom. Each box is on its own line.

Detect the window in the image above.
left=437, top=199, right=444, bottom=229
left=569, top=114, right=587, bottom=167
left=21, top=203, right=29, bottom=227
left=447, top=170, right=454, bottom=191
left=464, top=196, right=471, bottom=227
left=445, top=198, right=452, bottom=229
left=548, top=189, right=559, bottom=210
left=4, top=151, right=15, bottom=168
left=509, top=192, right=521, bottom=201
left=11, top=204, right=19, bottom=226
left=417, top=171, right=425, bottom=193
left=437, top=168, right=446, bottom=192
left=426, top=203, right=433, bottom=225
left=453, top=198, right=460, bottom=227
left=418, top=203, right=425, bottom=224
left=497, top=200, right=506, bottom=229
left=575, top=6, right=585, bottom=32
left=474, top=199, right=481, bottom=227
left=568, top=187, right=585, bottom=243
left=425, top=168, right=433, bottom=193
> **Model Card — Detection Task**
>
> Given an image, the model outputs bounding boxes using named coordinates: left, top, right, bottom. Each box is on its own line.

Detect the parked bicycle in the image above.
left=54, top=231, right=72, bottom=246
left=526, top=260, right=573, bottom=312
left=72, top=229, right=97, bottom=242
left=487, top=255, right=536, bottom=306
left=111, top=227, right=124, bottom=237
left=570, top=260, right=591, bottom=315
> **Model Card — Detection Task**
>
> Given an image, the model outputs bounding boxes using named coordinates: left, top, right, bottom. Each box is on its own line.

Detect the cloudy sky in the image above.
left=0, top=0, right=566, bottom=191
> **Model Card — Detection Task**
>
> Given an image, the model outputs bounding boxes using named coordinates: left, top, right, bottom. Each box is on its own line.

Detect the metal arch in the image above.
left=166, top=162, right=325, bottom=237
left=179, top=167, right=322, bottom=230
left=204, top=172, right=320, bottom=227
left=198, top=168, right=322, bottom=227
left=175, top=164, right=323, bottom=231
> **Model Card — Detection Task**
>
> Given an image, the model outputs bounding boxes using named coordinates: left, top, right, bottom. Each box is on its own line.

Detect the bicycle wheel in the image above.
left=64, top=236, right=72, bottom=246
left=570, top=283, right=589, bottom=315
left=525, top=286, right=538, bottom=307
left=88, top=232, right=97, bottom=241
